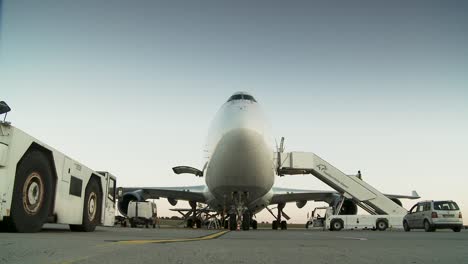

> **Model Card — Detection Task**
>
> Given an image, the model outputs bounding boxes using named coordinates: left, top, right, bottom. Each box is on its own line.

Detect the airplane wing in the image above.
left=270, top=187, right=339, bottom=204
left=121, top=185, right=207, bottom=203
left=270, top=187, right=420, bottom=205
left=383, top=190, right=420, bottom=200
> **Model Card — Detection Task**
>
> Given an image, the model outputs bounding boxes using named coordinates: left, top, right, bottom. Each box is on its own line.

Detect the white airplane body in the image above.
left=120, top=92, right=418, bottom=230
left=204, top=92, right=274, bottom=214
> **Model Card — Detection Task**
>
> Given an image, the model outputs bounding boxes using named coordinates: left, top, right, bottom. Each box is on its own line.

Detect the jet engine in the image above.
left=391, top=198, right=403, bottom=207
left=296, top=200, right=307, bottom=209
left=117, top=190, right=145, bottom=216
left=168, top=198, right=178, bottom=206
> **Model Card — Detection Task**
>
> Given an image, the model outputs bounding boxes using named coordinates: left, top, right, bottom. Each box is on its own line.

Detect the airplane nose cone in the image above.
left=205, top=127, right=274, bottom=199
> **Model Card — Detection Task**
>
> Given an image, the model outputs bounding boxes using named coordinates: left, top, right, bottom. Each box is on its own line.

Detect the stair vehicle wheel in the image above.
left=330, top=219, right=343, bottom=231
left=403, top=221, right=410, bottom=232
left=70, top=179, right=102, bottom=232
left=9, top=151, right=53, bottom=233
left=280, top=221, right=287, bottom=230
left=272, top=220, right=278, bottom=230
left=376, top=220, right=388, bottom=231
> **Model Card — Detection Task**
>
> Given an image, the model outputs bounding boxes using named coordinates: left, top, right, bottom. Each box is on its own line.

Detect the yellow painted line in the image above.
left=115, top=230, right=230, bottom=245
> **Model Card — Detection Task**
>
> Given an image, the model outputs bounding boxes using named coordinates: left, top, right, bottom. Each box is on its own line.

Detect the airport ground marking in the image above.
left=113, top=230, right=230, bottom=245
left=336, top=236, right=368, bottom=241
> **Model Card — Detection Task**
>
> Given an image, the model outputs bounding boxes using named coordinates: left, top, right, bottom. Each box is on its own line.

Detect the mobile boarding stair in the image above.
left=277, top=152, right=410, bottom=215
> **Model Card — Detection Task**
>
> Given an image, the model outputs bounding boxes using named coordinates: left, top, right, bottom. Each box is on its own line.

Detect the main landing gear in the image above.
left=268, top=203, right=288, bottom=230
left=186, top=201, right=202, bottom=228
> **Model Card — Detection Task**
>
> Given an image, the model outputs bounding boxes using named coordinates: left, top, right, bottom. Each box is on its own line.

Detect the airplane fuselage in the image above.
left=204, top=93, right=275, bottom=214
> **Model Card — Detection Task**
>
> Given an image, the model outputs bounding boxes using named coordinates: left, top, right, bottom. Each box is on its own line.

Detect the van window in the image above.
left=108, top=178, right=116, bottom=202
left=417, top=204, right=424, bottom=212
left=423, top=202, right=431, bottom=211
left=434, top=201, right=459, bottom=211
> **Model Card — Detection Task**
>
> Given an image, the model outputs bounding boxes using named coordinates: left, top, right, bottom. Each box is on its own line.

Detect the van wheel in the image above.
left=376, top=220, right=388, bottom=231
left=424, top=220, right=434, bottom=232
left=330, top=219, right=343, bottom=231
left=9, top=151, right=53, bottom=233
left=452, top=226, right=461, bottom=232
left=403, top=221, right=410, bottom=232
left=70, top=179, right=101, bottom=232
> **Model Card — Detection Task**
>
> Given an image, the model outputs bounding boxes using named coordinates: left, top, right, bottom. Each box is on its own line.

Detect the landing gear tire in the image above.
left=403, top=221, right=410, bottom=232
left=229, top=214, right=237, bottom=231
left=272, top=220, right=278, bottom=230
left=242, top=213, right=250, bottom=231
left=330, top=219, right=343, bottom=231
left=251, top=220, right=258, bottom=230
left=187, top=218, right=194, bottom=228
left=376, top=220, right=388, bottom=231
left=8, top=150, right=53, bottom=233
left=424, top=220, right=434, bottom=232
left=70, top=179, right=102, bottom=232
left=280, top=221, right=287, bottom=230
left=195, top=219, right=202, bottom=229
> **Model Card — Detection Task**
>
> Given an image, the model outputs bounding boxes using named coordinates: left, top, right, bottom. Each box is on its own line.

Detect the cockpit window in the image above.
left=227, top=94, right=244, bottom=102
left=243, top=94, right=257, bottom=102
left=227, top=93, right=257, bottom=102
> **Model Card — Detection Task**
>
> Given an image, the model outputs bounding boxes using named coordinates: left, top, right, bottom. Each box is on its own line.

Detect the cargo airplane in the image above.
left=119, top=92, right=418, bottom=230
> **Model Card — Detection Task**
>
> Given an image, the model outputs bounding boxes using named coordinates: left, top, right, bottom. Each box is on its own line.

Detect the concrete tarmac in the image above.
left=1, top=224, right=467, bottom=264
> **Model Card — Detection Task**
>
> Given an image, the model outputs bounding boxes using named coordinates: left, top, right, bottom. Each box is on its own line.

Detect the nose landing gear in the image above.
left=228, top=191, right=257, bottom=231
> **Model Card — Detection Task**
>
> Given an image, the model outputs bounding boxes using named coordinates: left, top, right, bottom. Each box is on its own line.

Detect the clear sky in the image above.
left=1, top=0, right=467, bottom=224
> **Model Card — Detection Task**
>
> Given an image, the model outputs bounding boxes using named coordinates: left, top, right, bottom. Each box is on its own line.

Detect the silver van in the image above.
left=403, top=200, right=463, bottom=232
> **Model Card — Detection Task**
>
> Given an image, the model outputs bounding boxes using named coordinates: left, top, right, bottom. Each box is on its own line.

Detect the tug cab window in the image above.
left=227, top=94, right=257, bottom=102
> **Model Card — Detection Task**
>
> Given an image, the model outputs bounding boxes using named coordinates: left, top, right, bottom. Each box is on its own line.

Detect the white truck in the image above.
left=307, top=206, right=404, bottom=231
left=127, top=201, right=157, bottom=228
left=0, top=101, right=117, bottom=232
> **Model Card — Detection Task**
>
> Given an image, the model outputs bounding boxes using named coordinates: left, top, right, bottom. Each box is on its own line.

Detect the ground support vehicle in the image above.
left=0, top=104, right=117, bottom=232
left=307, top=206, right=404, bottom=231
left=403, top=200, right=463, bottom=232
left=127, top=201, right=158, bottom=228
